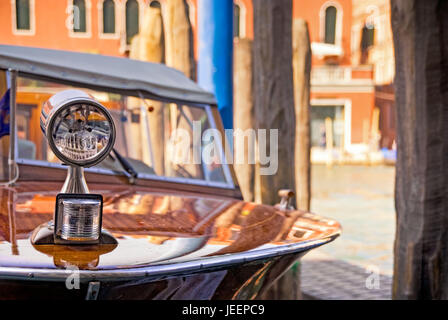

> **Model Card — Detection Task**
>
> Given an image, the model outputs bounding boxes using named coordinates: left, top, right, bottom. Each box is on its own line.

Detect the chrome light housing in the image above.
left=32, top=89, right=116, bottom=245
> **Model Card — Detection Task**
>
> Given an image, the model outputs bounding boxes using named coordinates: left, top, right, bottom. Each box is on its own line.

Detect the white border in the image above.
left=67, top=0, right=92, bottom=38
left=11, top=0, right=36, bottom=36
left=311, top=98, right=352, bottom=151
left=319, top=1, right=343, bottom=47
left=98, top=0, right=120, bottom=39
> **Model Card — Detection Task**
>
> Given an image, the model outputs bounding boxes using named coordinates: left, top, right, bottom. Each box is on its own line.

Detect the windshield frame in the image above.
left=9, top=71, right=236, bottom=191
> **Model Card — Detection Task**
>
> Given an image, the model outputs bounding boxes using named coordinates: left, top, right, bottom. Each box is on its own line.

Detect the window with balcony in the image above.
left=318, top=1, right=342, bottom=50
left=324, top=6, right=337, bottom=44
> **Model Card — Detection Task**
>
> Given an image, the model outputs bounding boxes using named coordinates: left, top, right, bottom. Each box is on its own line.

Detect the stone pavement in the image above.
left=300, top=251, right=393, bottom=300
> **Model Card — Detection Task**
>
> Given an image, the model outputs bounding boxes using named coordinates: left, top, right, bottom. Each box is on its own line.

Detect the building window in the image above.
left=311, top=99, right=352, bottom=151
left=102, top=0, right=115, bottom=34
left=310, top=104, right=345, bottom=148
left=68, top=0, right=91, bottom=38
left=234, top=3, right=240, bottom=38
left=361, top=24, right=375, bottom=49
left=16, top=0, right=30, bottom=30
left=149, top=0, right=161, bottom=9
left=126, top=0, right=139, bottom=44
left=319, top=1, right=342, bottom=46
left=73, top=0, right=87, bottom=32
left=12, top=0, right=35, bottom=35
left=233, top=1, right=246, bottom=38
left=360, top=23, right=375, bottom=64
left=324, top=6, right=337, bottom=44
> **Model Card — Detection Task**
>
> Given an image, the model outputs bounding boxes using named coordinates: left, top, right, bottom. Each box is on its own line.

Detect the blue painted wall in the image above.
left=197, top=0, right=234, bottom=130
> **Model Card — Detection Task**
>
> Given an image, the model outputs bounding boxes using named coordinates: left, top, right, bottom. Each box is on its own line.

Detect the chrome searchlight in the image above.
left=40, top=89, right=116, bottom=180
left=35, top=89, right=116, bottom=245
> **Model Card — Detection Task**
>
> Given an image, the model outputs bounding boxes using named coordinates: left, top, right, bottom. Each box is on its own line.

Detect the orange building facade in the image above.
left=233, top=0, right=377, bottom=158
left=1, top=0, right=391, bottom=159
left=296, top=0, right=376, bottom=157
left=0, top=0, right=129, bottom=55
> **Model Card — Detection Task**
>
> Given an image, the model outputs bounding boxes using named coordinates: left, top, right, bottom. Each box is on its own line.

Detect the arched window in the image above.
left=234, top=3, right=240, bottom=38
left=149, top=0, right=161, bottom=9
left=16, top=0, right=30, bottom=30
left=73, top=0, right=87, bottom=32
left=233, top=1, right=246, bottom=38
left=103, top=0, right=115, bottom=34
left=126, top=0, right=139, bottom=44
left=324, top=6, right=337, bottom=44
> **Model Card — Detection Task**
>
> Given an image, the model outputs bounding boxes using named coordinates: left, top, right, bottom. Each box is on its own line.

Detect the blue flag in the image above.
left=0, top=89, right=10, bottom=138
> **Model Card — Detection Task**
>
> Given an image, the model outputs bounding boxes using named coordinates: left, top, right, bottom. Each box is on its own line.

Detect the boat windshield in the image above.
left=7, top=75, right=231, bottom=186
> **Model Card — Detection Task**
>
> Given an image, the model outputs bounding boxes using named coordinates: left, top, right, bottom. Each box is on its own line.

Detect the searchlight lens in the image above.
left=51, top=104, right=112, bottom=164
left=41, top=89, right=116, bottom=167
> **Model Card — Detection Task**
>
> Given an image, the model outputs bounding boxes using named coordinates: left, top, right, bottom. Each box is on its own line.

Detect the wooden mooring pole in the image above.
left=392, top=0, right=448, bottom=299
left=233, top=38, right=255, bottom=202
left=253, top=0, right=300, bottom=300
left=293, top=18, right=312, bottom=212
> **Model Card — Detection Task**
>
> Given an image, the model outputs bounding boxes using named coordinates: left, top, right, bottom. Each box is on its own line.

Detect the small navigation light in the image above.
left=55, top=194, right=103, bottom=243
left=35, top=89, right=116, bottom=244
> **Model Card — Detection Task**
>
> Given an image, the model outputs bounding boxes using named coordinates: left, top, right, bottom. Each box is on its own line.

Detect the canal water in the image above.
left=310, top=165, right=396, bottom=275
